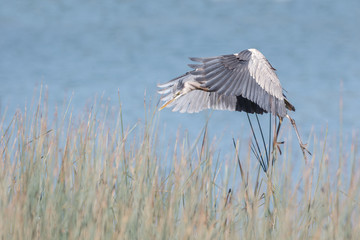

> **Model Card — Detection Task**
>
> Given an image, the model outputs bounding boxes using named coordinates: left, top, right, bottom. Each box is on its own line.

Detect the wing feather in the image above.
left=203, top=69, right=233, bottom=92
left=226, top=68, right=243, bottom=96
left=190, top=49, right=286, bottom=116
left=217, top=70, right=237, bottom=94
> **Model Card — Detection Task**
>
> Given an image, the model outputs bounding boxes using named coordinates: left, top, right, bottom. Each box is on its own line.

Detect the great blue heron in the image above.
left=158, top=48, right=310, bottom=161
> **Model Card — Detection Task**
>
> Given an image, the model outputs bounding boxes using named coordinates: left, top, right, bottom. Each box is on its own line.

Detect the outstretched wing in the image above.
left=158, top=72, right=266, bottom=114
left=189, top=49, right=287, bottom=117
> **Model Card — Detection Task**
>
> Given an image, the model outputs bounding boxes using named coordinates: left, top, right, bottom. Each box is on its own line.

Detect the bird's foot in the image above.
left=275, top=141, right=284, bottom=155
left=300, top=143, right=312, bottom=156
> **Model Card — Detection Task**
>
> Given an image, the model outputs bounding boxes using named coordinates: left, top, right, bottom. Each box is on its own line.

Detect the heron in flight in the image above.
left=158, top=48, right=310, bottom=161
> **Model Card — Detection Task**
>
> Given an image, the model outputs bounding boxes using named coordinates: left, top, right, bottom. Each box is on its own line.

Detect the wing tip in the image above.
left=189, top=57, right=202, bottom=62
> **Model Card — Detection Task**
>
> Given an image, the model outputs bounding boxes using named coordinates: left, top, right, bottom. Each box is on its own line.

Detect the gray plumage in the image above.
left=158, top=48, right=295, bottom=118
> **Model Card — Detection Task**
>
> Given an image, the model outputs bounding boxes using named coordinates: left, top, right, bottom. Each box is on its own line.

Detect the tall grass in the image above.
left=0, top=93, right=359, bottom=239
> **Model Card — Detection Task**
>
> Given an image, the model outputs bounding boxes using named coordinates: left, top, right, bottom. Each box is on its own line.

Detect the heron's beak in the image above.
left=159, top=92, right=183, bottom=111
left=159, top=98, right=176, bottom=111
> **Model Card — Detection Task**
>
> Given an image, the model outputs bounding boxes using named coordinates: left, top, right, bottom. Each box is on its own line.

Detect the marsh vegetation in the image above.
left=0, top=93, right=359, bottom=239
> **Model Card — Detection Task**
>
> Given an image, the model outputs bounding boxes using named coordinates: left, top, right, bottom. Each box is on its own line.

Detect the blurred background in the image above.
left=0, top=0, right=359, bottom=159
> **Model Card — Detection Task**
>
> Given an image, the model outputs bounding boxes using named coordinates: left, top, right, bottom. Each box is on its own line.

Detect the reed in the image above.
left=0, top=94, right=359, bottom=239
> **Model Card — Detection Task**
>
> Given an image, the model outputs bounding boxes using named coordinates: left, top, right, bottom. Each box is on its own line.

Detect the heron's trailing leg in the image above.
left=273, top=117, right=284, bottom=155
left=286, top=114, right=311, bottom=163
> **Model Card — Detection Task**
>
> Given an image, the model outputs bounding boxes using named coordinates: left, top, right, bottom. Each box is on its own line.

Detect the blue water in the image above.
left=1, top=0, right=359, bottom=160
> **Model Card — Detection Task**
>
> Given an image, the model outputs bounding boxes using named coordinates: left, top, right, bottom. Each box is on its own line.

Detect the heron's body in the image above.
left=158, top=48, right=294, bottom=118
left=158, top=48, right=310, bottom=161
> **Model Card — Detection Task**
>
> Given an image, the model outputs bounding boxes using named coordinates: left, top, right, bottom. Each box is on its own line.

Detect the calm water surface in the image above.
left=1, top=0, right=359, bottom=159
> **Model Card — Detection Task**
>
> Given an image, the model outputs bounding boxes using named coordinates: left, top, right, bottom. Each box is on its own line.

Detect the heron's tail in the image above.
left=284, top=98, right=295, bottom=112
